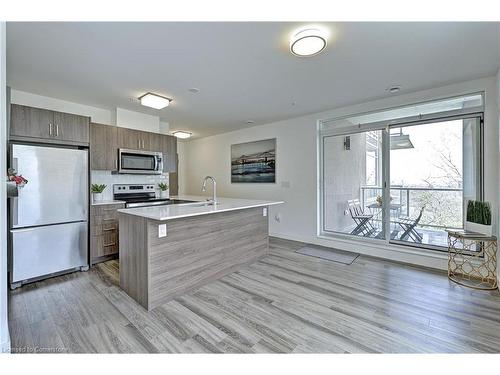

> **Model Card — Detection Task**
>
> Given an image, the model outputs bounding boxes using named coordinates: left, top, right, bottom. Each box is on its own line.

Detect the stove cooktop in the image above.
left=122, top=198, right=197, bottom=208
left=112, top=184, right=197, bottom=208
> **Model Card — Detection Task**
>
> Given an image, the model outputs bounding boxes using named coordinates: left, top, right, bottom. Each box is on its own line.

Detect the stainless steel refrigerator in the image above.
left=9, top=143, right=88, bottom=288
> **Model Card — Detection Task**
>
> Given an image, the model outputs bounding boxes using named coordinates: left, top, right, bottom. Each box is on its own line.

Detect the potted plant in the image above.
left=465, top=200, right=492, bottom=236
left=91, top=184, right=106, bottom=203
left=158, top=182, right=169, bottom=199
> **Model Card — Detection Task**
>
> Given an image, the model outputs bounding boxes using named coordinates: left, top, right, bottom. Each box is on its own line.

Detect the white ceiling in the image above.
left=7, top=22, right=500, bottom=138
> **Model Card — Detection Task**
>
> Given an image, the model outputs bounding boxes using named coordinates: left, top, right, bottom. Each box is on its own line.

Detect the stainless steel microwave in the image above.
left=118, top=149, right=163, bottom=174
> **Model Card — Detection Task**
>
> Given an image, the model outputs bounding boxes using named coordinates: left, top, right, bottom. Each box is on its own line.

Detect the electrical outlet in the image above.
left=263, top=207, right=268, bottom=217
left=158, top=223, right=167, bottom=238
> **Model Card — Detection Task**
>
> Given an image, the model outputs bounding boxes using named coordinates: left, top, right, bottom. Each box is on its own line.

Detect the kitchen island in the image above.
left=117, top=196, right=283, bottom=310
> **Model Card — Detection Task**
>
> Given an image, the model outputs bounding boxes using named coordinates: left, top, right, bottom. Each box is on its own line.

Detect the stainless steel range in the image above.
left=113, top=184, right=196, bottom=208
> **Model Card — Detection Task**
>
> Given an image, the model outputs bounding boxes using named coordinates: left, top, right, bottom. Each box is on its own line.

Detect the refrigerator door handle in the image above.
left=11, top=197, right=18, bottom=226
left=11, top=157, right=18, bottom=226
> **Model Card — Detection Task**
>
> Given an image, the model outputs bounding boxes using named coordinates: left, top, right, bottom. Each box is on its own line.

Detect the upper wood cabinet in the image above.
left=90, top=123, right=118, bottom=171
left=53, top=111, right=90, bottom=144
left=117, top=127, right=161, bottom=152
left=90, top=123, right=178, bottom=173
left=10, top=104, right=89, bottom=145
left=143, top=131, right=160, bottom=152
left=160, top=135, right=177, bottom=173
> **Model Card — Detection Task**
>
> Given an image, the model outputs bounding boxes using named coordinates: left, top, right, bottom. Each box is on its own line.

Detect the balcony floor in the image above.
left=333, top=224, right=451, bottom=249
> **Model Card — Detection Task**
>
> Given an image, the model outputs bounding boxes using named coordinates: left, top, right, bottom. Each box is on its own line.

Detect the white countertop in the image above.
left=91, top=200, right=126, bottom=206
left=117, top=195, right=283, bottom=221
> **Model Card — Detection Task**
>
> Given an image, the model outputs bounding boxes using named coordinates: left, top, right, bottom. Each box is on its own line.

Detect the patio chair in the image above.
left=396, top=206, right=425, bottom=242
left=347, top=199, right=375, bottom=236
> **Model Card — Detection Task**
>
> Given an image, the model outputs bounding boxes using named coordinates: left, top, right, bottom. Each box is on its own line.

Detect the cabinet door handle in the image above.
left=103, top=242, right=117, bottom=247
left=102, top=218, right=115, bottom=221
left=49, top=123, right=53, bottom=136
left=55, top=124, right=59, bottom=137
left=103, top=227, right=117, bottom=232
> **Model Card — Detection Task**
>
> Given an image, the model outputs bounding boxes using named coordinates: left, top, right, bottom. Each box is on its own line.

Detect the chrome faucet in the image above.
left=201, top=176, right=217, bottom=203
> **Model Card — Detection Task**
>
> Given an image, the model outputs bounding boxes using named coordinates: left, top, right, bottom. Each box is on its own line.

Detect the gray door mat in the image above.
left=296, top=245, right=359, bottom=265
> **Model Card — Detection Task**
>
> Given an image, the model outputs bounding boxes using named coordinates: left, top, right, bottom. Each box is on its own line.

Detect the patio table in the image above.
left=366, top=202, right=402, bottom=229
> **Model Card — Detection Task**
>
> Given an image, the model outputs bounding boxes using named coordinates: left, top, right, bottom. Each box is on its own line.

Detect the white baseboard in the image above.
left=269, top=231, right=448, bottom=271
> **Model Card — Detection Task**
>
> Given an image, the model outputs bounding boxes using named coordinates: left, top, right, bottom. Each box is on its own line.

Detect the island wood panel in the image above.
left=119, top=207, right=269, bottom=310
left=119, top=213, right=150, bottom=308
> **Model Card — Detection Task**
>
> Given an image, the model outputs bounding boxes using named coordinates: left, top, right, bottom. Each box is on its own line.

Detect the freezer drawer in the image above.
left=10, top=221, right=88, bottom=283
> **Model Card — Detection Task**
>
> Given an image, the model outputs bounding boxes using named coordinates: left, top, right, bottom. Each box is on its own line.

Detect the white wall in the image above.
left=183, top=77, right=499, bottom=271
left=0, top=22, right=10, bottom=353
left=177, top=140, right=188, bottom=195
left=115, top=107, right=160, bottom=133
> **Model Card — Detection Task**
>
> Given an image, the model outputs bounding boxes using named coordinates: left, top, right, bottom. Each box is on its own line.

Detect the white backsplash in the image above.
left=91, top=170, right=169, bottom=201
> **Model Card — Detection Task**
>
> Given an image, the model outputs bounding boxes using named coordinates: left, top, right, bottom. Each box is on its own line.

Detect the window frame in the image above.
left=318, top=93, right=485, bottom=252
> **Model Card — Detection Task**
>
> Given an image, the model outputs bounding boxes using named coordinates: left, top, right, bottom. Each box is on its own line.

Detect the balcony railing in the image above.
left=360, top=185, right=463, bottom=230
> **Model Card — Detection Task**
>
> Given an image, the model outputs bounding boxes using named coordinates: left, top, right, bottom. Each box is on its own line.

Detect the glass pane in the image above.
left=322, top=130, right=385, bottom=239
left=122, top=153, right=155, bottom=170
left=389, top=118, right=480, bottom=249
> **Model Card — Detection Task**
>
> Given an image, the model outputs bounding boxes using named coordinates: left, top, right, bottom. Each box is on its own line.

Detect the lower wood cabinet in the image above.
left=90, top=202, right=125, bottom=264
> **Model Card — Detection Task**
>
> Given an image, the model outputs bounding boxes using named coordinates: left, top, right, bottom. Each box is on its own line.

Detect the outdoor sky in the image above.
left=389, top=120, right=463, bottom=188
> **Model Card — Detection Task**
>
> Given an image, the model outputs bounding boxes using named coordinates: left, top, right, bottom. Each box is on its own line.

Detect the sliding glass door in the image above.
left=322, top=129, right=387, bottom=240
left=388, top=117, right=481, bottom=249
left=319, top=93, right=483, bottom=251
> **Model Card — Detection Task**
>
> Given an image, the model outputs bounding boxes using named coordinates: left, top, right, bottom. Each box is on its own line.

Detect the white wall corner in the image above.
left=115, top=107, right=160, bottom=133
left=159, top=121, right=170, bottom=135
left=182, top=76, right=499, bottom=272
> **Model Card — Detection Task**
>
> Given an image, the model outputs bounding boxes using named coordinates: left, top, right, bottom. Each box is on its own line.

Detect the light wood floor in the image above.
left=8, top=237, right=500, bottom=353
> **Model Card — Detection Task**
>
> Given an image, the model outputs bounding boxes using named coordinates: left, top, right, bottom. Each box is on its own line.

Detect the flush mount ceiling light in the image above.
left=172, top=131, right=192, bottom=139
left=139, top=92, right=172, bottom=109
left=290, top=27, right=328, bottom=57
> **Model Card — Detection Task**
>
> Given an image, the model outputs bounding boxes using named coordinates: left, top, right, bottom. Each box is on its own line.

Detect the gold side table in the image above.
left=446, top=230, right=497, bottom=290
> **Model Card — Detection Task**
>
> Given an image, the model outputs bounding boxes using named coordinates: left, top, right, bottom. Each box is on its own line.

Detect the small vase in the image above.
left=92, top=192, right=103, bottom=203
left=160, top=190, right=168, bottom=199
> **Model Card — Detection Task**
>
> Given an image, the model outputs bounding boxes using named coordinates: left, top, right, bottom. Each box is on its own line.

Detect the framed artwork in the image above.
left=231, top=138, right=276, bottom=183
